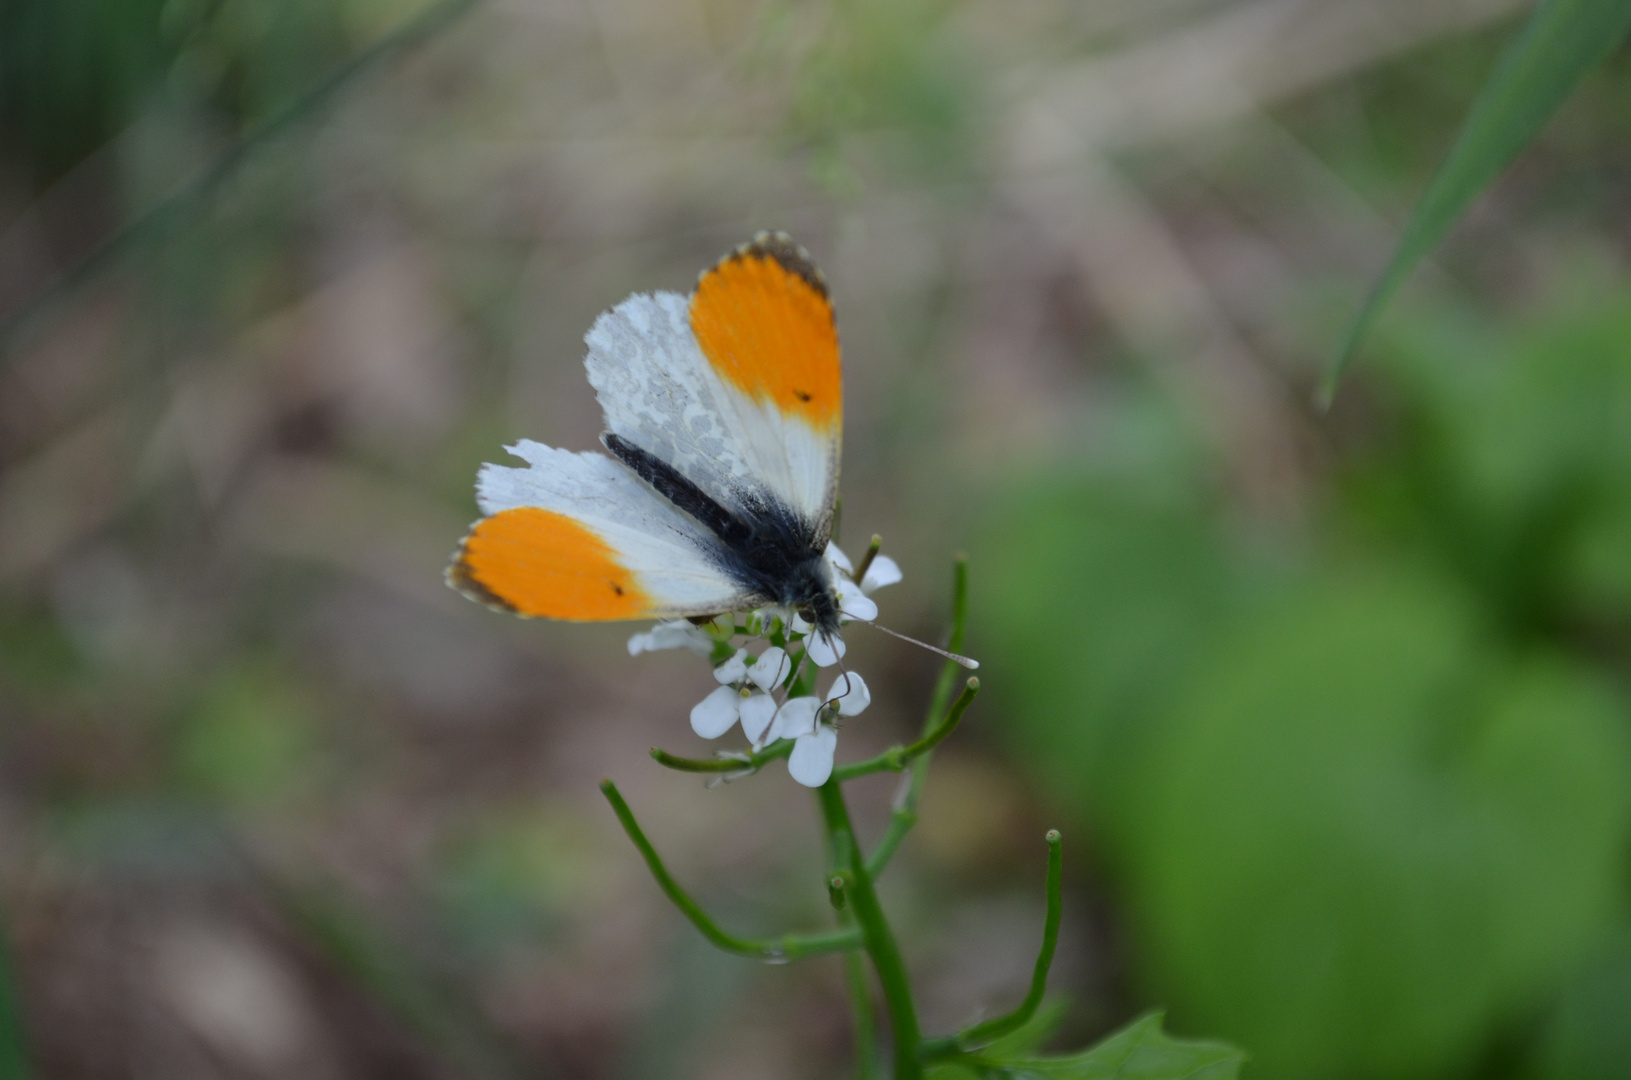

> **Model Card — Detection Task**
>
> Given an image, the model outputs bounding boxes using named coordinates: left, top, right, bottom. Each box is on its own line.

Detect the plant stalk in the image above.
left=818, top=780, right=922, bottom=1080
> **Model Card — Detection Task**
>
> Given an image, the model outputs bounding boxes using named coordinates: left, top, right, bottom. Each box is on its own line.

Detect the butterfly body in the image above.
left=449, top=233, right=849, bottom=636
left=600, top=431, right=841, bottom=633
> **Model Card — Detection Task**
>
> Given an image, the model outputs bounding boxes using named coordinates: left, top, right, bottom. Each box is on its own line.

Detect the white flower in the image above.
left=748, top=646, right=790, bottom=692
left=688, top=644, right=801, bottom=746
left=835, top=576, right=877, bottom=622
left=739, top=692, right=779, bottom=745
left=788, top=727, right=838, bottom=786
left=860, top=555, right=901, bottom=594
left=805, top=630, right=846, bottom=667
left=691, top=686, right=743, bottom=738
left=771, top=695, right=822, bottom=741
left=689, top=683, right=781, bottom=744
left=772, top=672, right=872, bottom=788
left=825, top=542, right=903, bottom=595
left=645, top=544, right=898, bottom=786
left=713, top=647, right=750, bottom=685
left=628, top=620, right=713, bottom=656
left=825, top=670, right=871, bottom=717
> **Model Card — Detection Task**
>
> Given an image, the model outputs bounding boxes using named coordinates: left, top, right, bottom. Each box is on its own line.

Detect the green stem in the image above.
left=649, top=738, right=794, bottom=774
left=866, top=556, right=969, bottom=880
left=822, top=806, right=881, bottom=1080
left=601, top=780, right=862, bottom=961
left=864, top=803, right=916, bottom=882
left=852, top=534, right=884, bottom=585
left=817, top=780, right=922, bottom=1080
left=843, top=948, right=881, bottom=1079
left=949, top=830, right=1063, bottom=1050
left=832, top=678, right=979, bottom=782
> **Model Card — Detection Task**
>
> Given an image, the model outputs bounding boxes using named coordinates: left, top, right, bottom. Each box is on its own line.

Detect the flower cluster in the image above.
left=627, top=541, right=901, bottom=786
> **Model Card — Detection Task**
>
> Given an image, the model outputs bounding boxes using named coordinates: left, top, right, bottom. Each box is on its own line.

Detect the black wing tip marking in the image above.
left=445, top=532, right=525, bottom=617
left=703, top=230, right=829, bottom=300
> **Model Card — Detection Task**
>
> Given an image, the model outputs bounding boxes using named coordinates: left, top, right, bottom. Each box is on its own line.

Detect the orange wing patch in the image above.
left=450, top=507, right=652, bottom=620
left=690, top=235, right=841, bottom=430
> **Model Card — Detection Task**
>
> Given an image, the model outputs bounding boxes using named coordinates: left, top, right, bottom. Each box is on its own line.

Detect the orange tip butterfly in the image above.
left=447, top=233, right=853, bottom=641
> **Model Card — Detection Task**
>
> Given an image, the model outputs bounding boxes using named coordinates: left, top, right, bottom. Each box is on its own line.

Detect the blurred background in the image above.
left=3, top=0, right=1631, bottom=1077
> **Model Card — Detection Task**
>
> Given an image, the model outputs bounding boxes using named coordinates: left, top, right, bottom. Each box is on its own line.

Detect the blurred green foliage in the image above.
left=431, top=803, right=610, bottom=956
left=773, top=0, right=979, bottom=187
left=5, top=0, right=1631, bottom=1075
left=0, top=0, right=354, bottom=186
left=978, top=286, right=1631, bottom=1080
left=1528, top=934, right=1631, bottom=1080
left=171, top=660, right=322, bottom=806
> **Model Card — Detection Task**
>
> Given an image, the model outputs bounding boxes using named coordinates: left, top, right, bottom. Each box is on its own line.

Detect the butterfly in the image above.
left=447, top=232, right=864, bottom=652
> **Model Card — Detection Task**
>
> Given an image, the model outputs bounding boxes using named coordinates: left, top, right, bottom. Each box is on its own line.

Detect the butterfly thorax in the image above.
left=604, top=432, right=841, bottom=634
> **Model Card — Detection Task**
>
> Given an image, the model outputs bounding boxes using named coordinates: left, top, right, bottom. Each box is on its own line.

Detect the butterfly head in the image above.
left=785, top=558, right=843, bottom=638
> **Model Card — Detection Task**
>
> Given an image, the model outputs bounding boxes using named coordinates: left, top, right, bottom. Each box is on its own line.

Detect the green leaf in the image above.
left=1322, top=0, right=1631, bottom=404
left=1134, top=570, right=1631, bottom=1079
left=1528, top=933, right=1631, bottom=1080
left=972, top=409, right=1232, bottom=850
left=995, top=1012, right=1244, bottom=1080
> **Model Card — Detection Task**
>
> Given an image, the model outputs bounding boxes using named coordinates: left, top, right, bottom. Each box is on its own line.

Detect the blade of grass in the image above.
left=0, top=908, right=32, bottom=1080
left=268, top=883, right=531, bottom=1080
left=0, top=0, right=486, bottom=352
left=1321, top=0, right=1631, bottom=407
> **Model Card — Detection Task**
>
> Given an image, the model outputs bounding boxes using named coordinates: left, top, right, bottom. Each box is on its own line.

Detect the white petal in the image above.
left=713, top=647, right=750, bottom=685
left=771, top=695, right=821, bottom=741
left=790, top=612, right=812, bottom=634
left=738, top=692, right=779, bottom=746
left=825, top=541, right=853, bottom=574
left=690, top=686, right=741, bottom=739
left=629, top=620, right=712, bottom=656
left=826, top=671, right=871, bottom=717
left=748, top=646, right=791, bottom=693
left=836, top=578, right=878, bottom=622
left=806, top=631, right=847, bottom=667
left=788, top=727, right=838, bottom=787
left=861, top=555, right=902, bottom=594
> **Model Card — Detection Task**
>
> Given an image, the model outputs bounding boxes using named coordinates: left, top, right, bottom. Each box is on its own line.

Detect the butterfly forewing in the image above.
left=585, top=234, right=841, bottom=544
left=449, top=442, right=759, bottom=620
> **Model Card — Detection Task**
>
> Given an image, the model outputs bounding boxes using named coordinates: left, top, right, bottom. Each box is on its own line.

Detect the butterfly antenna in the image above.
left=863, top=622, right=979, bottom=670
